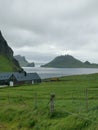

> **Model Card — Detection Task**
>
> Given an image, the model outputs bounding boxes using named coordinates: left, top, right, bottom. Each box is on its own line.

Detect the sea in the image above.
left=23, top=67, right=98, bottom=79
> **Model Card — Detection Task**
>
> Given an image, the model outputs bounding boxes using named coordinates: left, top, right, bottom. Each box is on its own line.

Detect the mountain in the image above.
left=41, top=55, right=98, bottom=68
left=0, top=31, right=22, bottom=72
left=27, top=62, right=35, bottom=67
left=14, top=55, right=28, bottom=67
left=14, top=55, right=35, bottom=67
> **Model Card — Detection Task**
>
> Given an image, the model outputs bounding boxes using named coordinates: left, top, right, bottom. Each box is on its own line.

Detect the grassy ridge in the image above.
left=0, top=55, right=18, bottom=72
left=0, top=73, right=98, bottom=129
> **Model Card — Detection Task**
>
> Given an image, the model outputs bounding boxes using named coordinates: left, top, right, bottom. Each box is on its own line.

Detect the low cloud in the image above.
left=0, top=0, right=98, bottom=63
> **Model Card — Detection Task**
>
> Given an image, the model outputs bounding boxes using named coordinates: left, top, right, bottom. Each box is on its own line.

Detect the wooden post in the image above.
left=50, top=94, right=55, bottom=115
left=34, top=93, right=37, bottom=109
left=85, top=88, right=88, bottom=112
left=8, top=93, right=10, bottom=104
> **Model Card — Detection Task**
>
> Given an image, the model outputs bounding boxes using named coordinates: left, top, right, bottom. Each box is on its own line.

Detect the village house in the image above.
left=0, top=72, right=41, bottom=86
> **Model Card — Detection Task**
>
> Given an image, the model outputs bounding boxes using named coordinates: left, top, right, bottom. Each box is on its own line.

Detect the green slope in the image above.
left=0, top=55, right=20, bottom=72
left=0, top=31, right=22, bottom=72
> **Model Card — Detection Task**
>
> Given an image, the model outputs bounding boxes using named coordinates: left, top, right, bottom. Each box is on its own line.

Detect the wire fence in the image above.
left=0, top=88, right=98, bottom=126
left=0, top=88, right=98, bottom=110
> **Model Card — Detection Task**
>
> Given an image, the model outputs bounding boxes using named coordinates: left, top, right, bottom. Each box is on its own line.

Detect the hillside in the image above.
left=41, top=55, right=98, bottom=68
left=14, top=55, right=35, bottom=67
left=0, top=31, right=22, bottom=72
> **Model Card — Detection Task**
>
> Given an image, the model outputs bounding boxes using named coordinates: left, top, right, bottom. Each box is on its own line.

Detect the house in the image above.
left=0, top=72, right=41, bottom=86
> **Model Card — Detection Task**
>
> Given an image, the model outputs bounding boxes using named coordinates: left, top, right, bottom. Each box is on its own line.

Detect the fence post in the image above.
left=50, top=94, right=55, bottom=115
left=85, top=88, right=88, bottom=112
left=34, top=93, right=37, bottom=109
left=8, top=93, right=10, bottom=104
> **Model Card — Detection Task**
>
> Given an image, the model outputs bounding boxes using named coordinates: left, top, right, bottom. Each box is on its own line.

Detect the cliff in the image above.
left=0, top=31, right=22, bottom=72
left=14, top=55, right=35, bottom=67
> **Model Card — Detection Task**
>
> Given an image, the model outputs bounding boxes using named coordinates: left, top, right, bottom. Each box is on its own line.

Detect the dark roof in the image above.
left=0, top=72, right=12, bottom=80
left=0, top=72, right=41, bottom=81
left=14, top=72, right=41, bottom=81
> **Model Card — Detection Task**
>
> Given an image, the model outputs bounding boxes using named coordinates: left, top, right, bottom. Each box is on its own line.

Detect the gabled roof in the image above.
left=0, top=72, right=41, bottom=81
left=14, top=72, right=41, bottom=81
left=0, top=72, right=12, bottom=80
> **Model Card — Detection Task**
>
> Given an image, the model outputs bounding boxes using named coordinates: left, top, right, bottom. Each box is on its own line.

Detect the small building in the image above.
left=0, top=72, right=41, bottom=86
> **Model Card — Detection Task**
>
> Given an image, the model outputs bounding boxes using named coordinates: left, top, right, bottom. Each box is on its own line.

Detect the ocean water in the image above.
left=23, top=67, right=98, bottom=79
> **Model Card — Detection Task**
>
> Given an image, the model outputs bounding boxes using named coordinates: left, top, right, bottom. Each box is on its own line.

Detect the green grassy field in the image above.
left=0, top=73, right=98, bottom=129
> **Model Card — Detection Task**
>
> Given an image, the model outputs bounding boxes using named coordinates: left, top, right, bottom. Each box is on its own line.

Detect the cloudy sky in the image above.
left=0, top=0, right=98, bottom=63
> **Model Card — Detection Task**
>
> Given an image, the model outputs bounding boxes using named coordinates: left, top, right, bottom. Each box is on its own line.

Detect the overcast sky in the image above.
left=0, top=0, right=98, bottom=63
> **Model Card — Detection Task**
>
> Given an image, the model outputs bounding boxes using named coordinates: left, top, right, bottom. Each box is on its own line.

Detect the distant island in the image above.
left=41, top=55, right=98, bottom=68
left=14, top=55, right=35, bottom=67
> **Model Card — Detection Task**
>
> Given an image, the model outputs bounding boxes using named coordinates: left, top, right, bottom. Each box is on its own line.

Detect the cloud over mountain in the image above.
left=0, top=0, right=98, bottom=63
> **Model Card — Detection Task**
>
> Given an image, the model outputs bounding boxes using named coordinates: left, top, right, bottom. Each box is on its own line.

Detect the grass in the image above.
left=0, top=73, right=98, bottom=129
left=0, top=55, right=19, bottom=72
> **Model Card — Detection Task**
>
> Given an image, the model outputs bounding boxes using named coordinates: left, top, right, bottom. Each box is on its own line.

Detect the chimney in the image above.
left=24, top=71, right=27, bottom=76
